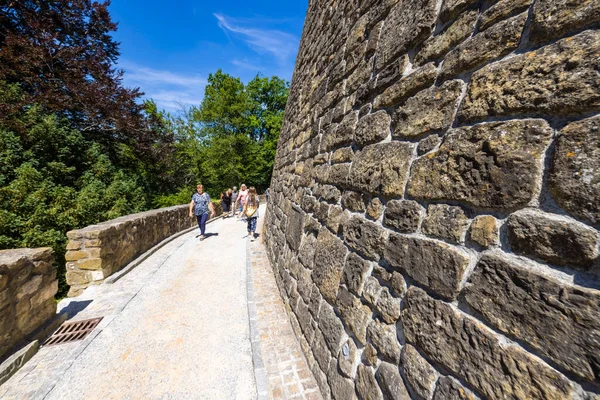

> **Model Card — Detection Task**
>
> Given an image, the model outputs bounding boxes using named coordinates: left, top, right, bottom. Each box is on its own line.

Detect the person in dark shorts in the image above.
left=189, top=184, right=215, bottom=240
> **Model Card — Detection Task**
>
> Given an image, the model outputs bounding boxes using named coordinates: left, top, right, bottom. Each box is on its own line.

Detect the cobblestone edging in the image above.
left=265, top=0, right=600, bottom=399
left=249, top=206, right=323, bottom=400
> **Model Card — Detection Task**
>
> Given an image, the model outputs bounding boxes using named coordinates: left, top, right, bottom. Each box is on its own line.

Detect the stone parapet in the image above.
left=0, top=248, right=57, bottom=361
left=65, top=204, right=218, bottom=296
left=265, top=0, right=600, bottom=399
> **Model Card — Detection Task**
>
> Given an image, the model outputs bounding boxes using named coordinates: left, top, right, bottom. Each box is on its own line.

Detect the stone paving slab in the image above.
left=0, top=215, right=256, bottom=400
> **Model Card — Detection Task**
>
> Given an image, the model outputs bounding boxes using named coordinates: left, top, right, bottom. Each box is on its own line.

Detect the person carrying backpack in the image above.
left=243, top=187, right=260, bottom=241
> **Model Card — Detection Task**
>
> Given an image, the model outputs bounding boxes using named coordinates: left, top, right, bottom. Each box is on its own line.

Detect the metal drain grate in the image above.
left=44, top=317, right=103, bottom=346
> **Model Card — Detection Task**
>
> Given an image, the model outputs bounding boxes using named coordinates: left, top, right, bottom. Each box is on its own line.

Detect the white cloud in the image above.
left=118, top=61, right=206, bottom=112
left=214, top=13, right=299, bottom=66
left=232, top=59, right=264, bottom=72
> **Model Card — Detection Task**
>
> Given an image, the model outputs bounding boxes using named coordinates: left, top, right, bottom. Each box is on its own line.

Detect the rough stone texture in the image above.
left=459, top=30, right=600, bottom=123
left=401, top=345, right=439, bottom=400
left=549, top=115, right=600, bottom=226
left=337, top=288, right=372, bottom=345
left=440, top=0, right=479, bottom=23
left=0, top=248, right=56, bottom=361
left=392, top=80, right=463, bottom=138
left=376, top=362, right=411, bottom=400
left=440, top=12, right=528, bottom=79
left=313, top=228, right=348, bottom=304
left=465, top=254, right=600, bottom=382
left=385, top=234, right=470, bottom=300
left=366, top=198, right=384, bottom=221
left=342, top=216, right=387, bottom=261
left=402, top=287, right=574, bottom=400
left=355, top=110, right=391, bottom=148
left=349, top=142, right=413, bottom=197
left=342, top=252, right=371, bottom=296
left=265, top=0, right=600, bottom=397
left=415, top=11, right=477, bottom=65
left=469, top=215, right=498, bottom=247
left=479, top=0, right=531, bottom=32
left=356, top=364, right=384, bottom=400
left=506, top=210, right=599, bottom=269
left=421, top=204, right=469, bottom=243
left=530, top=0, right=600, bottom=44
left=376, top=0, right=438, bottom=69
left=432, top=376, right=478, bottom=400
left=407, top=120, right=553, bottom=209
left=383, top=200, right=422, bottom=233
left=374, top=63, right=438, bottom=109
left=367, top=319, right=401, bottom=364
left=417, top=134, right=440, bottom=155
left=65, top=204, right=207, bottom=295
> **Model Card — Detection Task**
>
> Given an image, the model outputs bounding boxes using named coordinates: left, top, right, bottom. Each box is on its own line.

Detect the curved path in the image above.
left=1, top=210, right=261, bottom=399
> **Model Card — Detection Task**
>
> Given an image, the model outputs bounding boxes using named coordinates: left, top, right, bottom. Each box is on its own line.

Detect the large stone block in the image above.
left=468, top=215, right=498, bottom=247
left=432, top=376, right=477, bottom=400
left=478, top=0, right=531, bottom=31
left=382, top=200, right=422, bottom=233
left=402, top=287, right=574, bottom=400
left=318, top=302, right=346, bottom=354
left=328, top=359, right=359, bottom=400
left=459, top=30, right=600, bottom=122
left=375, top=362, right=411, bottom=400
left=439, top=0, right=479, bottom=23
left=415, top=11, right=477, bottom=65
left=385, top=234, right=470, bottom=300
left=401, top=345, right=439, bottom=400
left=286, top=206, right=305, bottom=251
left=356, top=364, right=383, bottom=400
left=342, top=252, right=371, bottom=296
left=549, top=115, right=600, bottom=225
left=440, top=12, right=527, bottom=79
left=464, top=254, right=600, bottom=382
left=322, top=112, right=358, bottom=152
left=354, top=110, right=391, bottom=148
left=421, top=204, right=469, bottom=244
left=342, top=216, right=387, bottom=261
left=367, top=319, right=401, bottom=364
left=506, top=210, right=599, bottom=269
left=373, top=63, right=437, bottom=109
left=392, top=80, right=463, bottom=138
left=376, top=0, right=437, bottom=69
left=349, top=142, right=413, bottom=197
left=337, top=288, right=372, bottom=345
left=530, top=0, right=600, bottom=44
left=407, top=120, right=553, bottom=209
left=312, top=228, right=348, bottom=304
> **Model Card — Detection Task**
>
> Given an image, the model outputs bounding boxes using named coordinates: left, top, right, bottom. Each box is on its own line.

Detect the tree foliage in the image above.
left=0, top=1, right=288, bottom=298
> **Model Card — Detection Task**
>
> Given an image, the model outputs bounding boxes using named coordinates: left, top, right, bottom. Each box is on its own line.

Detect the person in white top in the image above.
left=236, top=184, right=249, bottom=220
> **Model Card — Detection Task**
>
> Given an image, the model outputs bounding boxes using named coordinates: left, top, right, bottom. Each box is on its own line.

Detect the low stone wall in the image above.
left=0, top=248, right=57, bottom=361
left=66, top=204, right=222, bottom=296
left=265, top=0, right=600, bottom=399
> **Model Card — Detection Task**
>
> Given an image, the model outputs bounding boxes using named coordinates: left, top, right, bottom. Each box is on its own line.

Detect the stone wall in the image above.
left=265, top=0, right=600, bottom=399
left=0, top=248, right=57, bottom=361
left=66, top=204, right=222, bottom=296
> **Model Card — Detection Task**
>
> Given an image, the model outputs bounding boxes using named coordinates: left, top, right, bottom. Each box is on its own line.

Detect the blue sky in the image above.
left=109, top=0, right=308, bottom=112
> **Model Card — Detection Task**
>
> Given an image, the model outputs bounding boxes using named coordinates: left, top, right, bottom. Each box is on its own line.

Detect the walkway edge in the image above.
left=105, top=214, right=224, bottom=285
left=246, top=238, right=269, bottom=400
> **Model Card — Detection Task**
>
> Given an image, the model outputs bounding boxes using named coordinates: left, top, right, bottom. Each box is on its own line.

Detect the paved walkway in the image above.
left=0, top=206, right=320, bottom=400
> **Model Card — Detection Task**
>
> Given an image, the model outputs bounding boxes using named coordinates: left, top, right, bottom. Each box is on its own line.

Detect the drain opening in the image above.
left=44, top=317, right=103, bottom=346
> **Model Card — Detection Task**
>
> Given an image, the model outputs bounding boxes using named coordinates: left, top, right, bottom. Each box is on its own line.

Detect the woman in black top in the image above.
left=221, top=190, right=232, bottom=215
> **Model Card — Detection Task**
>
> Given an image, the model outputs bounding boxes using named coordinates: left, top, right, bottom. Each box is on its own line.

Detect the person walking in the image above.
left=230, top=186, right=239, bottom=217
left=189, top=184, right=215, bottom=240
left=243, top=187, right=260, bottom=241
left=222, top=189, right=232, bottom=218
left=237, top=184, right=249, bottom=221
